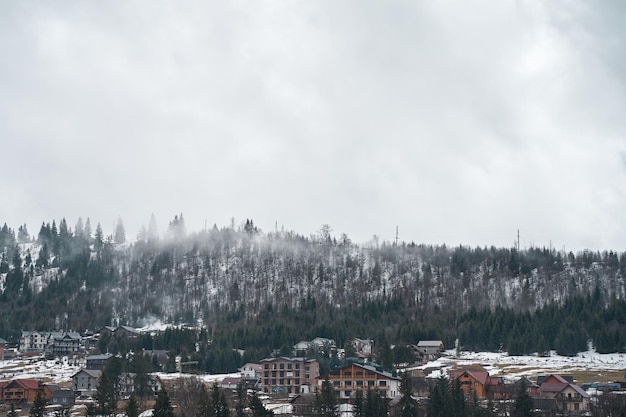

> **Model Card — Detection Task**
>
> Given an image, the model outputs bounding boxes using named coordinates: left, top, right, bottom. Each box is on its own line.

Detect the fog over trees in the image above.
left=0, top=216, right=625, bottom=370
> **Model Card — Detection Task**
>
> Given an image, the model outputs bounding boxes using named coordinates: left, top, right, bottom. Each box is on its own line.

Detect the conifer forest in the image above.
left=1, top=216, right=625, bottom=373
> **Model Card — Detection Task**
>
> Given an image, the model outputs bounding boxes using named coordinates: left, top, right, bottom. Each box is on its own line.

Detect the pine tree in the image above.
left=313, top=377, right=338, bottom=417
left=364, top=389, right=387, bottom=417
left=211, top=383, right=230, bottom=417
left=95, top=370, right=116, bottom=416
left=511, top=380, right=536, bottom=417
left=399, top=372, right=419, bottom=417
left=114, top=217, right=126, bottom=245
left=235, top=382, right=246, bottom=417
left=95, top=222, right=104, bottom=251
left=126, top=396, right=140, bottom=417
left=196, top=384, right=215, bottom=417
left=29, top=381, right=47, bottom=417
left=353, top=390, right=364, bottom=417
left=153, top=387, right=175, bottom=417
left=249, top=391, right=273, bottom=417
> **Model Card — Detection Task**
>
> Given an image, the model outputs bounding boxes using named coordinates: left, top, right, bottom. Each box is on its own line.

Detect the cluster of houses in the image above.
left=447, top=369, right=595, bottom=416
left=2, top=331, right=622, bottom=417
left=0, top=352, right=162, bottom=408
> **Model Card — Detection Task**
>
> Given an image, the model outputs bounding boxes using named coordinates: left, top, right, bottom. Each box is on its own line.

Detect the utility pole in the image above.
left=395, top=226, right=399, bottom=246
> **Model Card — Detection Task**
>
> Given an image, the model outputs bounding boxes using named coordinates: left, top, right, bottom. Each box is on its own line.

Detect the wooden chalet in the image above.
left=1, top=379, right=50, bottom=404
left=320, top=362, right=401, bottom=399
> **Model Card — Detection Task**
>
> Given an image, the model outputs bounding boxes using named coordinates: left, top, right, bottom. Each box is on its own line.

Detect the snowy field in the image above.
left=415, top=349, right=626, bottom=383
left=1, top=349, right=624, bottom=387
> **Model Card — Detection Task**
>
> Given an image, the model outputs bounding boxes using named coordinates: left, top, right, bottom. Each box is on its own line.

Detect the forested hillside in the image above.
left=1, top=216, right=625, bottom=369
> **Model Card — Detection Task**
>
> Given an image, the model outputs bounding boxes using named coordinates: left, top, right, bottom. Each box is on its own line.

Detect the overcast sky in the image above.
left=1, top=1, right=625, bottom=251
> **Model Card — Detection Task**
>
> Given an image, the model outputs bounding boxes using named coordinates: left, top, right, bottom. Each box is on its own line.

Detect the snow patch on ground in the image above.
left=415, top=349, right=626, bottom=381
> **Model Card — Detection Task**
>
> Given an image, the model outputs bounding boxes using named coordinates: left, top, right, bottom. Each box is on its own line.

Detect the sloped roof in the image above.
left=221, top=377, right=241, bottom=385
left=559, top=383, right=590, bottom=398
left=8, top=379, right=40, bottom=390
left=86, top=353, right=114, bottom=361
left=540, top=382, right=569, bottom=394
left=324, top=362, right=400, bottom=381
left=241, top=363, right=262, bottom=371
left=72, top=369, right=102, bottom=379
left=449, top=370, right=490, bottom=386
left=417, top=340, right=443, bottom=347
left=515, top=376, right=539, bottom=388
left=51, top=388, right=75, bottom=399
left=0, top=338, right=7, bottom=344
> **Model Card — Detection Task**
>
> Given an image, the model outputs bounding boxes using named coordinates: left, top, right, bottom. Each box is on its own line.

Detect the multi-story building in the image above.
left=321, top=362, right=401, bottom=400
left=47, top=332, right=82, bottom=356
left=351, top=338, right=373, bottom=359
left=538, top=374, right=590, bottom=415
left=72, top=369, right=102, bottom=397
left=260, top=357, right=320, bottom=395
left=19, top=331, right=47, bottom=353
left=86, top=353, right=114, bottom=370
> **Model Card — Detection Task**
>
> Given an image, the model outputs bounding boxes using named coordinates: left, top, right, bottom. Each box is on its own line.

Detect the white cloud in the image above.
left=0, top=0, right=625, bottom=251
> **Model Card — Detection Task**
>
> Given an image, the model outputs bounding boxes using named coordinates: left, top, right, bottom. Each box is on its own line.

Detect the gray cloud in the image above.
left=1, top=0, right=625, bottom=251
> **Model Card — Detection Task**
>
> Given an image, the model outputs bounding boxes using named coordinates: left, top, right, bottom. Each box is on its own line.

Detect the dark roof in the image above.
left=8, top=379, right=40, bottom=389
left=324, top=362, right=400, bottom=381
left=449, top=370, right=490, bottom=385
left=51, top=388, right=75, bottom=398
left=72, top=369, right=102, bottom=379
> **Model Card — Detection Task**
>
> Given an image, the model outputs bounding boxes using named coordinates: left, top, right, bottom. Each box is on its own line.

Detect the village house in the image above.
left=86, top=353, right=114, bottom=370
left=293, top=341, right=313, bottom=357
left=47, top=332, right=82, bottom=356
left=50, top=387, right=76, bottom=408
left=449, top=369, right=504, bottom=399
left=72, top=369, right=102, bottom=397
left=293, top=337, right=336, bottom=357
left=220, top=376, right=242, bottom=390
left=320, top=362, right=401, bottom=400
left=351, top=338, right=373, bottom=359
left=116, top=372, right=162, bottom=399
left=260, top=357, right=320, bottom=395
left=240, top=362, right=262, bottom=388
left=1, top=379, right=51, bottom=404
left=19, top=331, right=47, bottom=353
left=414, top=340, right=444, bottom=362
left=537, top=374, right=590, bottom=415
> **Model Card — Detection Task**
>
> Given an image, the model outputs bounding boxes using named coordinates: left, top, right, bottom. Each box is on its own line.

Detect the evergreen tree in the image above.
left=126, top=396, right=140, bottom=417
left=249, top=391, right=273, bottom=417
left=427, top=377, right=450, bottom=417
left=29, top=381, right=47, bottom=417
left=95, top=370, right=116, bottom=416
left=153, top=387, right=175, bottom=417
left=85, top=217, right=92, bottom=241
left=114, top=217, right=126, bottom=245
left=95, top=222, right=104, bottom=251
left=313, top=377, right=338, bottom=417
left=196, top=384, right=215, bottom=417
left=353, top=390, right=364, bottom=417
left=148, top=213, right=159, bottom=242
left=511, top=380, right=536, bottom=417
left=18, top=224, right=30, bottom=243
left=235, top=382, right=246, bottom=417
left=364, top=389, right=387, bottom=417
left=399, top=373, right=419, bottom=417
left=211, top=383, right=230, bottom=417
